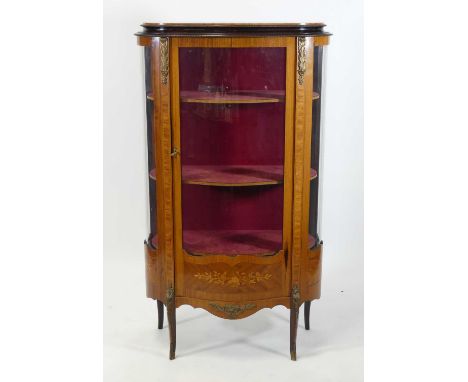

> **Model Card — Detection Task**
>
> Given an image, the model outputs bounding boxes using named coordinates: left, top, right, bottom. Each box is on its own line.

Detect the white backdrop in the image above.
left=104, top=1, right=363, bottom=380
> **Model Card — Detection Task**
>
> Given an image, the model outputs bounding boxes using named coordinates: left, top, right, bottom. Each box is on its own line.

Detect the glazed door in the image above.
left=170, top=38, right=296, bottom=296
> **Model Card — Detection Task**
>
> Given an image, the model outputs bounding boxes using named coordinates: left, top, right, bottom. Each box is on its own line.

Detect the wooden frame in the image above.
left=170, top=37, right=296, bottom=304
left=137, top=23, right=330, bottom=361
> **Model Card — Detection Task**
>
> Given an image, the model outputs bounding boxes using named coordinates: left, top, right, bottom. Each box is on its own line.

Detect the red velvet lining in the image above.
left=171, top=47, right=293, bottom=257
left=184, top=229, right=282, bottom=256
left=179, top=47, right=286, bottom=167
left=180, top=102, right=285, bottom=166
left=150, top=231, right=316, bottom=256
left=179, top=48, right=286, bottom=91
left=181, top=184, right=283, bottom=230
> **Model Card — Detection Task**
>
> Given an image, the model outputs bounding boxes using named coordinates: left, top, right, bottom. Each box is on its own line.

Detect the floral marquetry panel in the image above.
left=194, top=271, right=272, bottom=288
left=181, top=250, right=287, bottom=301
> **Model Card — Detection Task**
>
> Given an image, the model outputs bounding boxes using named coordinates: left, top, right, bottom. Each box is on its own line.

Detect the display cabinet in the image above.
left=136, top=23, right=330, bottom=360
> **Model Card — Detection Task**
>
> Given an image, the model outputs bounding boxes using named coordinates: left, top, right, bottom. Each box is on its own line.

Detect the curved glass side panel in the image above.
left=308, top=46, right=327, bottom=245
left=143, top=46, right=157, bottom=245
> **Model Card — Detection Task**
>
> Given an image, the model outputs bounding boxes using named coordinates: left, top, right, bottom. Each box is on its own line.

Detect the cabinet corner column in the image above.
left=151, top=36, right=176, bottom=359
left=290, top=36, right=314, bottom=360
left=291, top=36, right=314, bottom=297
left=151, top=37, right=174, bottom=292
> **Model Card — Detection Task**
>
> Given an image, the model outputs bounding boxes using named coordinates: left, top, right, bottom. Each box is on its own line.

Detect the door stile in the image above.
left=282, top=37, right=296, bottom=295
left=291, top=36, right=314, bottom=300
left=169, top=38, right=185, bottom=297
left=151, top=37, right=175, bottom=300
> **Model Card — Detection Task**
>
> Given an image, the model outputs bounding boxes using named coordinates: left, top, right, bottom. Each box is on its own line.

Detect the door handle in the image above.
left=170, top=148, right=180, bottom=157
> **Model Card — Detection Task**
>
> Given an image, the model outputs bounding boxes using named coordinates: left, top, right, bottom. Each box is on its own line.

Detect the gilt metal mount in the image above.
left=166, top=286, right=175, bottom=304
left=209, top=303, right=256, bottom=319
left=291, top=284, right=300, bottom=310
left=160, top=37, right=169, bottom=85
left=297, top=37, right=306, bottom=85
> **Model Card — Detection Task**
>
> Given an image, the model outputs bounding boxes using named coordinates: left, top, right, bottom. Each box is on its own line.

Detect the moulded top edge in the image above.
left=142, top=23, right=326, bottom=27
left=136, top=22, right=331, bottom=37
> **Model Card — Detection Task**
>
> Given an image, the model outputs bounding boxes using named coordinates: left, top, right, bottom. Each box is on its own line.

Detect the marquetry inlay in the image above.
left=194, top=271, right=272, bottom=288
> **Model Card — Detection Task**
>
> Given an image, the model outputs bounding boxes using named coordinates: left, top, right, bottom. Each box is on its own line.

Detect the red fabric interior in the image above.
left=176, top=47, right=291, bottom=256
left=180, top=103, right=285, bottom=166
left=151, top=232, right=316, bottom=256
left=179, top=47, right=286, bottom=167
left=179, top=48, right=286, bottom=91
left=181, top=184, right=283, bottom=230
left=150, top=48, right=319, bottom=256
left=184, top=230, right=283, bottom=256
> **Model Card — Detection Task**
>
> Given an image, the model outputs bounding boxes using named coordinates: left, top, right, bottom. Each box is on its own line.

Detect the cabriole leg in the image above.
left=290, top=285, right=300, bottom=360
left=166, top=287, right=176, bottom=360
left=157, top=300, right=164, bottom=329
left=304, top=301, right=311, bottom=330
left=290, top=304, right=299, bottom=361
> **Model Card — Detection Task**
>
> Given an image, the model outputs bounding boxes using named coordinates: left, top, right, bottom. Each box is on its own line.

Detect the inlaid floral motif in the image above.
left=194, top=271, right=272, bottom=288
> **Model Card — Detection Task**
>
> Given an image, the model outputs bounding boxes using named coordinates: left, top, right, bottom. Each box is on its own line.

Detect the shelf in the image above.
left=180, top=91, right=281, bottom=104
left=150, top=166, right=317, bottom=186
left=175, top=230, right=316, bottom=257
left=183, top=230, right=280, bottom=256
left=151, top=229, right=316, bottom=256
left=183, top=165, right=283, bottom=186
left=147, top=91, right=319, bottom=102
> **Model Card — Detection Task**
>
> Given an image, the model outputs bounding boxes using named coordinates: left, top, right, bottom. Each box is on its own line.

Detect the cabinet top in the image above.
left=136, top=23, right=331, bottom=37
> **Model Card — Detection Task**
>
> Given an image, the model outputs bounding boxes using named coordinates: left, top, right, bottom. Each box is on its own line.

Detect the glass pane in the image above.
left=143, top=46, right=157, bottom=247
left=309, top=46, right=326, bottom=245
left=178, top=47, right=286, bottom=256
